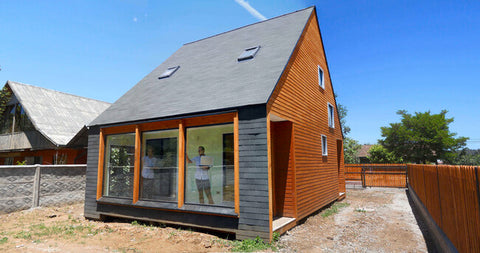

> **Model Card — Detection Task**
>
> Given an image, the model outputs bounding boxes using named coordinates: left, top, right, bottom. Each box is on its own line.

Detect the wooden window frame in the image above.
left=96, top=112, right=240, bottom=215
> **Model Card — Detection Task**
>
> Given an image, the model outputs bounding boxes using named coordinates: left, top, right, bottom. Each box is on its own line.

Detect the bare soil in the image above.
left=279, top=188, right=428, bottom=252
left=0, top=188, right=427, bottom=252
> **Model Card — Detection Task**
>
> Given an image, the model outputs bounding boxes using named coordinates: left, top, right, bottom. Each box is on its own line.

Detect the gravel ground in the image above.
left=278, top=188, right=428, bottom=252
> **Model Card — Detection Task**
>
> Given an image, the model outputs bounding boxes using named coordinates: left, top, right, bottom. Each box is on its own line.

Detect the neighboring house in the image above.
left=85, top=6, right=344, bottom=241
left=0, top=81, right=111, bottom=165
left=358, top=145, right=373, bottom=163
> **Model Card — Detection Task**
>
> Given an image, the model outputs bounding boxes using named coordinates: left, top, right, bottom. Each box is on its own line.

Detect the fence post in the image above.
left=436, top=165, right=443, bottom=228
left=32, top=165, right=41, bottom=207
left=475, top=166, right=480, bottom=222
left=361, top=166, right=365, bottom=188
left=405, top=165, right=408, bottom=188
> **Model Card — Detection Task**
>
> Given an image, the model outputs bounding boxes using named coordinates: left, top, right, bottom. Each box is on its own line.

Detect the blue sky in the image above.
left=1, top=0, right=479, bottom=149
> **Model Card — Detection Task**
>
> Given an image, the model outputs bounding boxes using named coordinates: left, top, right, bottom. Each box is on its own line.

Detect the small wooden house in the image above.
left=85, top=7, right=345, bottom=240
left=0, top=81, right=110, bottom=165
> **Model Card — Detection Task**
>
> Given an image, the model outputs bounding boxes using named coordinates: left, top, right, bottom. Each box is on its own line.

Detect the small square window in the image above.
left=321, top=135, right=328, bottom=156
left=159, top=66, right=180, bottom=79
left=328, top=103, right=335, bottom=128
left=238, top=46, right=260, bottom=61
left=318, top=66, right=325, bottom=89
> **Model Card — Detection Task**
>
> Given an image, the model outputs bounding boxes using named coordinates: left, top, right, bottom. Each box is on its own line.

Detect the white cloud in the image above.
left=133, top=17, right=138, bottom=22
left=234, top=0, right=267, bottom=21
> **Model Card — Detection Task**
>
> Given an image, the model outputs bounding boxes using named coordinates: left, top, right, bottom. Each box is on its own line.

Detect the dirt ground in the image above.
left=279, top=188, right=428, bottom=252
left=0, top=188, right=428, bottom=252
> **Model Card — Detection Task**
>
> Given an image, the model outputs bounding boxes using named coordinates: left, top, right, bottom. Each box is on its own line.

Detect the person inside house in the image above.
left=142, top=145, right=159, bottom=199
left=186, top=146, right=214, bottom=204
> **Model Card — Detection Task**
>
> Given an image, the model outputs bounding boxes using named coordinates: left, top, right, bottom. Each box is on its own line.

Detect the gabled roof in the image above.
left=91, top=7, right=315, bottom=126
left=358, top=145, right=374, bottom=157
left=6, top=81, right=111, bottom=146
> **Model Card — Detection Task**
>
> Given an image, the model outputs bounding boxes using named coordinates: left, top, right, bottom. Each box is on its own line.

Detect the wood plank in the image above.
left=234, top=112, right=240, bottom=215
left=267, top=113, right=273, bottom=241
left=96, top=129, right=105, bottom=200
left=178, top=120, right=185, bottom=208
left=133, top=125, right=141, bottom=203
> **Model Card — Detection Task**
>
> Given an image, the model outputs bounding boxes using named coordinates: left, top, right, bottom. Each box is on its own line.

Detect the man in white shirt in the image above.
left=142, top=146, right=158, bottom=199
left=186, top=146, right=214, bottom=204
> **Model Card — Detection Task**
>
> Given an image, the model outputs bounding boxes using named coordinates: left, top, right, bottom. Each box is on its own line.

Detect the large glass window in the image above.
left=140, top=129, right=178, bottom=201
left=0, top=104, right=34, bottom=134
left=185, top=124, right=234, bottom=207
left=103, top=133, right=135, bottom=198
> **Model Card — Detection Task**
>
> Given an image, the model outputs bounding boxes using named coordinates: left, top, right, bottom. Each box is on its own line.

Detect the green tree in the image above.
left=343, top=137, right=361, bottom=164
left=335, top=95, right=360, bottom=163
left=367, top=144, right=403, bottom=163
left=452, top=148, right=480, bottom=165
left=380, top=110, right=468, bottom=164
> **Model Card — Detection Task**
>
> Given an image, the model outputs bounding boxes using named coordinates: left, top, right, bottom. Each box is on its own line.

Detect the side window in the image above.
left=328, top=103, right=335, bottom=128
left=318, top=65, right=325, bottom=89
left=103, top=133, right=135, bottom=198
left=321, top=135, right=328, bottom=156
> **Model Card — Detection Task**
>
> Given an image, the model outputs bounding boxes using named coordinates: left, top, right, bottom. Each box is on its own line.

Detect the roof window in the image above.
left=238, top=46, right=260, bottom=61
left=158, top=66, right=180, bottom=79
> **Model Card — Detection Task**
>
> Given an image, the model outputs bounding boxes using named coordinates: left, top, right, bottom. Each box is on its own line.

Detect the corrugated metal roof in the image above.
left=91, top=7, right=314, bottom=126
left=7, top=81, right=111, bottom=146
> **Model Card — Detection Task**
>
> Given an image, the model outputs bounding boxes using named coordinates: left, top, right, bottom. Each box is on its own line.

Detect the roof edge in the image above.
left=6, top=80, right=61, bottom=146
left=7, top=80, right=111, bottom=105
left=183, top=6, right=315, bottom=46
left=265, top=7, right=315, bottom=105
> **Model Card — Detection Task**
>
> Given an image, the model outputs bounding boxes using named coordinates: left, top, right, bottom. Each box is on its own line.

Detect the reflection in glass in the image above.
left=103, top=133, right=135, bottom=198
left=140, top=129, right=178, bottom=201
left=185, top=124, right=234, bottom=207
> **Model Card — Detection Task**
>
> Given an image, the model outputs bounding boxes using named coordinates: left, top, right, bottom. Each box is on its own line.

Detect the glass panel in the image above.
left=0, top=105, right=15, bottom=134
left=185, top=124, right=234, bottom=207
left=140, top=129, right=178, bottom=201
left=103, top=133, right=135, bottom=198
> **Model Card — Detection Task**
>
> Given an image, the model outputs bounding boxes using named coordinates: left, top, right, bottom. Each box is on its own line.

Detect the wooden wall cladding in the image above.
left=267, top=11, right=344, bottom=220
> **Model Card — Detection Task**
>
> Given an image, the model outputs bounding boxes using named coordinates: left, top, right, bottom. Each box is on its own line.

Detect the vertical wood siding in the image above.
left=408, top=164, right=480, bottom=253
left=267, top=11, right=344, bottom=220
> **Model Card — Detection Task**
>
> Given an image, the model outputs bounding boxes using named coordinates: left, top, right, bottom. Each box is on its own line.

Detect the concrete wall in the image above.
left=0, top=164, right=86, bottom=214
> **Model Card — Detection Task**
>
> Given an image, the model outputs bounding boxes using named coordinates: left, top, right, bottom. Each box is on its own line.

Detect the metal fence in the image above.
left=345, top=164, right=407, bottom=188
left=408, top=164, right=480, bottom=253
left=0, top=164, right=86, bottom=214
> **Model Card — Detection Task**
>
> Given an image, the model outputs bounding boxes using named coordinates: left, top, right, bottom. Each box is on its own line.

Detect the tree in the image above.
left=452, top=148, right=480, bottom=165
left=367, top=144, right=403, bottom=163
left=335, top=95, right=360, bottom=163
left=380, top=110, right=468, bottom=164
left=344, top=138, right=361, bottom=164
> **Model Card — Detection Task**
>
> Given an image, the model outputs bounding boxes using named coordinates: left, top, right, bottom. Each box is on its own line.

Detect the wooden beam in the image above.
left=96, top=129, right=105, bottom=200
left=267, top=114, right=273, bottom=241
left=178, top=120, right=185, bottom=208
left=234, top=112, right=240, bottom=215
left=133, top=125, right=141, bottom=203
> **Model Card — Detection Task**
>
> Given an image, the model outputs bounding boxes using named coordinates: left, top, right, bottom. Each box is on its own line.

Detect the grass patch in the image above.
left=0, top=237, right=8, bottom=244
left=321, top=202, right=350, bottom=218
left=230, top=232, right=280, bottom=252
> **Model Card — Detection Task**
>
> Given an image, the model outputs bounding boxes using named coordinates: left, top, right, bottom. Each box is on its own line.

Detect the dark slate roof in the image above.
left=7, top=81, right=111, bottom=146
left=90, top=7, right=314, bottom=126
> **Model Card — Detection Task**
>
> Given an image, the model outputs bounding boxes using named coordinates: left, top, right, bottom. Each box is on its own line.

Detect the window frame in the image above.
left=321, top=135, right=328, bottom=156
left=96, top=112, right=240, bottom=215
left=318, top=65, right=325, bottom=89
left=328, top=103, right=335, bottom=128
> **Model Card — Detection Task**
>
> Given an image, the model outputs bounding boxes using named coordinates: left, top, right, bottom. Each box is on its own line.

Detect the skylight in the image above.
left=237, top=46, right=260, bottom=61
left=158, top=66, right=180, bottom=79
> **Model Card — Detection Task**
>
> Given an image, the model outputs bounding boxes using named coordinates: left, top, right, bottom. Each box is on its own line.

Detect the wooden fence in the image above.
left=345, top=164, right=407, bottom=188
left=408, top=164, right=480, bottom=253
